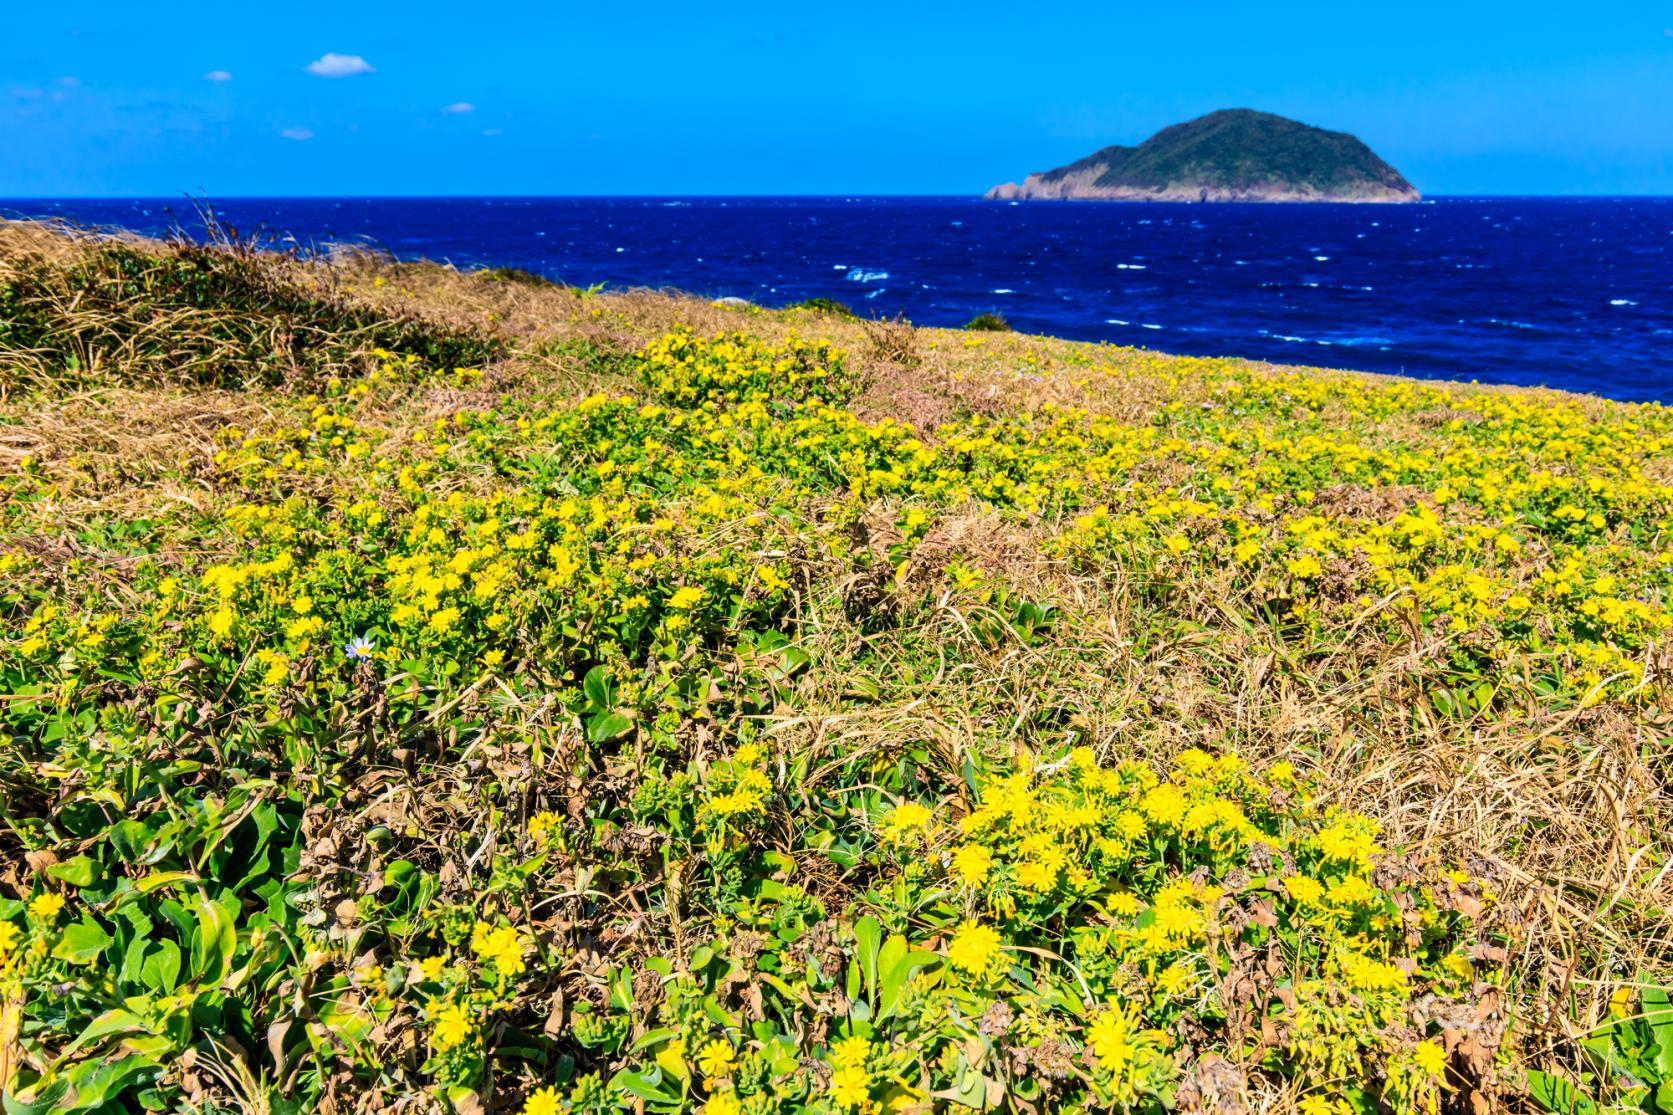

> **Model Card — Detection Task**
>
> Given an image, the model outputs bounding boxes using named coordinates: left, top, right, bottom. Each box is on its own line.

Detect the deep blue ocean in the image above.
left=5, top=196, right=1670, bottom=402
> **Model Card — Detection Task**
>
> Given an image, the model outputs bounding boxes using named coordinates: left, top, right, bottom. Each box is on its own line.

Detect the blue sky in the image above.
left=2, top=2, right=1670, bottom=196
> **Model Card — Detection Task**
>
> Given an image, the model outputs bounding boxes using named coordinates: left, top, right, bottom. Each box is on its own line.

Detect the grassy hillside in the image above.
left=1, top=220, right=1670, bottom=1115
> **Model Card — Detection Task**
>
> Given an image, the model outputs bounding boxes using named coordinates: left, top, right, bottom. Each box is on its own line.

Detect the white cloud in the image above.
left=305, top=53, right=375, bottom=78
left=281, top=127, right=315, bottom=141
left=441, top=102, right=474, bottom=114
left=204, top=70, right=233, bottom=82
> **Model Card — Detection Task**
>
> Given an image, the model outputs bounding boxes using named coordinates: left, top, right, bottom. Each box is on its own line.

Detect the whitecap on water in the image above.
left=1610, top=299, right=1638, bottom=306
left=846, top=269, right=890, bottom=283
left=991, top=288, right=1015, bottom=294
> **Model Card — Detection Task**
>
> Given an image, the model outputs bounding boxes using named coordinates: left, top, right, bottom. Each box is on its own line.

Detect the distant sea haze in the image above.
left=7, top=195, right=1670, bottom=403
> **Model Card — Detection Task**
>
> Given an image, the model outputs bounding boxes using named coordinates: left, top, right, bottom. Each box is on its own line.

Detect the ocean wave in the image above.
left=991, top=288, right=1015, bottom=294
left=1116, top=263, right=1147, bottom=270
left=1261, top=330, right=1334, bottom=346
left=1610, top=299, right=1638, bottom=306
left=846, top=269, right=890, bottom=283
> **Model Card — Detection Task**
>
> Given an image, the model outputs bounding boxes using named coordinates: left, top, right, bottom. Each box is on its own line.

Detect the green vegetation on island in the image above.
left=987, top=109, right=1420, bottom=203
left=2, top=221, right=1670, bottom=1115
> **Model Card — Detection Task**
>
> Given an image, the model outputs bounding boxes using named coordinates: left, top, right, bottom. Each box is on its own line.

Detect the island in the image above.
left=986, top=108, right=1420, bottom=203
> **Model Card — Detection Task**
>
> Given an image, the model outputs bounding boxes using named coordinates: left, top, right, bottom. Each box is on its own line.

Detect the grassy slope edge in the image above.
left=1, top=220, right=1670, bottom=1115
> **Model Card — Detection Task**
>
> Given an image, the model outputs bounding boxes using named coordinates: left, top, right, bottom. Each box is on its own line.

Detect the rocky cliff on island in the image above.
left=987, top=109, right=1419, bottom=203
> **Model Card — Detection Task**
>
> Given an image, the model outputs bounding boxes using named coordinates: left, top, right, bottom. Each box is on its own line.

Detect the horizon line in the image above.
left=5, top=192, right=1673, bottom=202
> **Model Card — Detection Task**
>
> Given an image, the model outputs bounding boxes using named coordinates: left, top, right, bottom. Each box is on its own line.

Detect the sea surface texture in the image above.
left=7, top=195, right=1669, bottom=401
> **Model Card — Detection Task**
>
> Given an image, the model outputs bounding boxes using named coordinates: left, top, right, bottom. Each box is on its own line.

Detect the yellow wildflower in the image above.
left=1086, top=1004, right=1136, bottom=1073
left=696, top=1038, right=736, bottom=1082
left=430, top=1000, right=473, bottom=1051
left=1412, top=1039, right=1447, bottom=1078
left=830, top=1033, right=871, bottom=1070
left=878, top=801, right=933, bottom=845
left=829, top=1064, right=872, bottom=1109
left=522, top=1086, right=562, bottom=1115
left=951, top=844, right=994, bottom=886
left=704, top=1092, right=742, bottom=1115
left=27, top=893, right=65, bottom=922
left=946, top=920, right=1004, bottom=976
left=668, top=585, right=706, bottom=610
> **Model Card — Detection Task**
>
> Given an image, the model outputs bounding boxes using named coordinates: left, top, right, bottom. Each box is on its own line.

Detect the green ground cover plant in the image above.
left=2, top=221, right=1671, bottom=1115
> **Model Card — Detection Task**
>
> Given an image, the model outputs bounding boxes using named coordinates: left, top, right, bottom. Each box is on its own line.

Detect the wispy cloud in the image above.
left=281, top=127, right=315, bottom=141
left=204, top=70, right=233, bottom=82
left=441, top=102, right=474, bottom=114
left=305, top=53, right=375, bottom=78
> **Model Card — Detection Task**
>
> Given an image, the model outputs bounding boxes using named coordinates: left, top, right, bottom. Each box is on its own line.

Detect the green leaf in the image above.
left=45, top=855, right=99, bottom=888
left=140, top=938, right=183, bottom=994
left=63, top=1053, right=159, bottom=1109
left=583, top=666, right=614, bottom=710
left=879, top=945, right=940, bottom=1021
left=876, top=934, right=908, bottom=1016
left=608, top=965, right=635, bottom=1012
left=135, top=870, right=199, bottom=895
left=190, top=895, right=238, bottom=985
left=854, top=916, right=881, bottom=1006
left=2, top=1078, right=70, bottom=1115
left=609, top=1067, right=682, bottom=1105
left=52, top=918, right=113, bottom=965
left=1646, top=984, right=1673, bottom=1077
left=629, top=1027, right=680, bottom=1054
left=1526, top=1069, right=1593, bottom=1115
left=61, top=1008, right=149, bottom=1057
left=587, top=711, right=632, bottom=743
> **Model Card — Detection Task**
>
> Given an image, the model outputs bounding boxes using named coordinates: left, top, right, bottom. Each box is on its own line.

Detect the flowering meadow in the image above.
left=2, top=224, right=1672, bottom=1114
